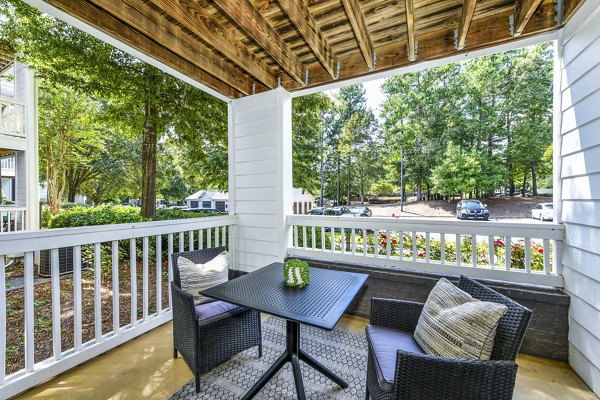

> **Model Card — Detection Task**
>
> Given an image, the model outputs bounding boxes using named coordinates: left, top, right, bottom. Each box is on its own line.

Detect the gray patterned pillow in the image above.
left=177, top=251, right=229, bottom=305
left=414, top=278, right=508, bottom=360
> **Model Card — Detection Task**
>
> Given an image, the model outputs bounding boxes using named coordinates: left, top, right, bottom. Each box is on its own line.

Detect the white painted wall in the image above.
left=228, top=87, right=292, bottom=271
left=557, top=0, right=600, bottom=395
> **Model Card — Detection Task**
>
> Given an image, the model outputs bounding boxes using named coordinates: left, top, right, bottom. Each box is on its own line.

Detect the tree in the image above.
left=38, top=81, right=104, bottom=211
left=0, top=0, right=227, bottom=217
left=292, top=93, right=333, bottom=194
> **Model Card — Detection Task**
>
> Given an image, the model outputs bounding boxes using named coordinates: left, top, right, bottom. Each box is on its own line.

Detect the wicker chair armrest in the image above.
left=393, top=350, right=518, bottom=400
left=171, top=282, right=199, bottom=369
left=370, top=298, right=425, bottom=332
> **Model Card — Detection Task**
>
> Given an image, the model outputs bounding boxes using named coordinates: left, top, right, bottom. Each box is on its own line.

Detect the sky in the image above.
left=323, top=76, right=387, bottom=120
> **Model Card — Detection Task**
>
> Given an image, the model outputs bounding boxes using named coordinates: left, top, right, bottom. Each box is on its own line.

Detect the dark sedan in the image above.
left=456, top=200, right=489, bottom=221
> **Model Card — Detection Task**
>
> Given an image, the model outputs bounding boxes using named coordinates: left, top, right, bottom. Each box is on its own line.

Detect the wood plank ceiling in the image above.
left=43, top=0, right=583, bottom=99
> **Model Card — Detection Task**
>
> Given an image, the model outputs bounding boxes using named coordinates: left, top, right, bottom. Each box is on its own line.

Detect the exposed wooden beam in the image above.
left=88, top=0, right=253, bottom=95
left=514, top=0, right=544, bottom=35
left=44, top=0, right=239, bottom=98
left=213, top=0, right=305, bottom=85
left=456, top=0, right=477, bottom=49
left=151, top=0, right=277, bottom=89
left=278, top=0, right=338, bottom=79
left=340, top=0, right=375, bottom=70
left=405, top=0, right=416, bottom=61
left=281, top=5, right=556, bottom=90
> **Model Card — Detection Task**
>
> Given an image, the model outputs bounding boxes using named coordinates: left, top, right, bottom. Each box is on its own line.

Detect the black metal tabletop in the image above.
left=201, top=262, right=368, bottom=330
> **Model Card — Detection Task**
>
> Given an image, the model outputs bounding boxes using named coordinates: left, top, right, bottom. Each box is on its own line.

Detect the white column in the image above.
left=25, top=66, right=40, bottom=230
left=228, top=87, right=293, bottom=271
left=558, top=0, right=600, bottom=396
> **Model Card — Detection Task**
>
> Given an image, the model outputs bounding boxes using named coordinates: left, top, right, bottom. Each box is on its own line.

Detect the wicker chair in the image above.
left=365, top=275, right=532, bottom=400
left=170, top=247, right=262, bottom=393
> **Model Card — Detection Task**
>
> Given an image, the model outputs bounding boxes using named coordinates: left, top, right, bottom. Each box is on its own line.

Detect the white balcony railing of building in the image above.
left=0, top=207, right=26, bottom=233
left=0, top=215, right=236, bottom=399
left=288, top=215, right=565, bottom=287
left=0, top=99, right=25, bottom=137
left=0, top=157, right=15, bottom=171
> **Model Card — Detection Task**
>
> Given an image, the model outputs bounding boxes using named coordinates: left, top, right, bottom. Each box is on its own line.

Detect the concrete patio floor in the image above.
left=15, top=315, right=597, bottom=400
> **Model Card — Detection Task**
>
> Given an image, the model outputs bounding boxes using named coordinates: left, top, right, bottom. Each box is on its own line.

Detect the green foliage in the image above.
left=47, top=205, right=146, bottom=229
left=370, top=181, right=398, bottom=196
left=381, top=43, right=553, bottom=199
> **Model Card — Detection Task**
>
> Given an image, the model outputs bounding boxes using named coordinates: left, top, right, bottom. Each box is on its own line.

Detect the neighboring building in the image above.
left=186, top=190, right=229, bottom=212
left=186, top=188, right=314, bottom=214
left=292, top=188, right=314, bottom=214
left=0, top=59, right=39, bottom=232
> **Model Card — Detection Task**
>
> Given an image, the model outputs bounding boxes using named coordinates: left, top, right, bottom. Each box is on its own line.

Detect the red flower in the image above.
left=538, top=248, right=544, bottom=254
left=403, top=236, right=407, bottom=241
left=418, top=251, right=424, bottom=257
left=381, top=241, right=387, bottom=247
left=392, top=239, right=398, bottom=244
left=379, top=233, right=387, bottom=239
left=494, top=239, right=505, bottom=247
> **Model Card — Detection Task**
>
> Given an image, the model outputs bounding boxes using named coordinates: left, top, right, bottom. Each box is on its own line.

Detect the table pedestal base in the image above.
left=241, top=320, right=349, bottom=400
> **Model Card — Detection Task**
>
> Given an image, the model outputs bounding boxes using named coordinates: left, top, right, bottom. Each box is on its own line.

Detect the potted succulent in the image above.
left=284, top=258, right=310, bottom=288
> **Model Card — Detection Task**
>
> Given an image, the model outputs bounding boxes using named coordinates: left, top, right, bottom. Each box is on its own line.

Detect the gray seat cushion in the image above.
left=194, top=300, right=246, bottom=327
left=366, top=324, right=425, bottom=392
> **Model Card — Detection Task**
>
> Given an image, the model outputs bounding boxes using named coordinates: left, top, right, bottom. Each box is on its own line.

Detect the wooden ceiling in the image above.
left=43, top=0, right=583, bottom=99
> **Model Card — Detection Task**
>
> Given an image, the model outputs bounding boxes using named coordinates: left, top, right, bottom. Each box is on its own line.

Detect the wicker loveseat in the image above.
left=170, top=247, right=262, bottom=393
left=365, top=275, right=532, bottom=400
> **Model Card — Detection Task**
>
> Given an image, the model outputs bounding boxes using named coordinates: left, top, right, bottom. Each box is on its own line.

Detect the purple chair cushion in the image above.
left=366, top=324, right=426, bottom=392
left=194, top=300, right=247, bottom=327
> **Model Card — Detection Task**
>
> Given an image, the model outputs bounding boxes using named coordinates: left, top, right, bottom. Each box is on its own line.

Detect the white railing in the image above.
left=0, top=215, right=236, bottom=399
left=287, top=215, right=565, bottom=287
left=0, top=207, right=26, bottom=233
left=0, top=99, right=25, bottom=137
left=0, top=156, right=15, bottom=171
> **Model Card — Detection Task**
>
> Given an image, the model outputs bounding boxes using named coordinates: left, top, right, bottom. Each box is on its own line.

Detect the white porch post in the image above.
left=24, top=66, right=40, bottom=230
left=228, top=87, right=293, bottom=271
left=557, top=0, right=600, bottom=396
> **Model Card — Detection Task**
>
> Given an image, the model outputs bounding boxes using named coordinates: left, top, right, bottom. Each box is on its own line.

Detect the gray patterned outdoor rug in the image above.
left=170, top=316, right=368, bottom=399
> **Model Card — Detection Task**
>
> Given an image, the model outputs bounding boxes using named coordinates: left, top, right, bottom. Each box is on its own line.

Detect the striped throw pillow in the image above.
left=177, top=251, right=229, bottom=305
left=414, top=278, right=508, bottom=360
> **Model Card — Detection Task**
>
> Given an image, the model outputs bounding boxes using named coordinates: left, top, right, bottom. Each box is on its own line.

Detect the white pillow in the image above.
left=414, top=278, right=508, bottom=360
left=177, top=251, right=229, bottom=304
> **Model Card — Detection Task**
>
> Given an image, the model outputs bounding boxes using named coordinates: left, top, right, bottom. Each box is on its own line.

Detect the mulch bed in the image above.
left=4, top=257, right=169, bottom=375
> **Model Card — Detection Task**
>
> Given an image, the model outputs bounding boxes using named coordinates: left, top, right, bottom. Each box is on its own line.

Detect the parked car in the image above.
left=184, top=208, right=228, bottom=215
left=333, top=206, right=352, bottom=215
left=307, top=207, right=340, bottom=216
left=456, top=200, right=489, bottom=221
left=349, top=206, right=372, bottom=217
left=531, top=203, right=554, bottom=221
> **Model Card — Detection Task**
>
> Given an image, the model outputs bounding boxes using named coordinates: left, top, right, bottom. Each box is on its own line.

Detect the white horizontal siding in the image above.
left=559, top=3, right=600, bottom=396
left=561, top=120, right=600, bottom=156
left=229, top=87, right=292, bottom=271
left=561, top=200, right=600, bottom=227
left=561, top=145, right=600, bottom=177
left=561, top=173, right=600, bottom=200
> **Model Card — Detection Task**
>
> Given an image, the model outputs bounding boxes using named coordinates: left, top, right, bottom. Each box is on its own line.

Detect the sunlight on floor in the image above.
left=15, top=317, right=597, bottom=400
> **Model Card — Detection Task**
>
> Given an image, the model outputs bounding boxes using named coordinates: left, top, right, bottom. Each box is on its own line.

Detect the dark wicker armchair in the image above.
left=170, top=247, right=262, bottom=393
left=365, top=275, right=532, bottom=400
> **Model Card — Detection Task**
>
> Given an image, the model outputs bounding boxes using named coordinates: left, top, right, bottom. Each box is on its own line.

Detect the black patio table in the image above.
left=200, top=262, right=368, bottom=400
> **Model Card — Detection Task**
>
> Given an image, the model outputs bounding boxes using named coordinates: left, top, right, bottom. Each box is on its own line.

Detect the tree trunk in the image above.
left=319, top=132, right=325, bottom=207
left=67, top=184, right=77, bottom=203
left=531, top=163, right=538, bottom=196
left=522, top=174, right=527, bottom=197
left=346, top=156, right=351, bottom=206
left=417, top=182, right=422, bottom=202
left=141, top=85, right=158, bottom=219
left=336, top=155, right=340, bottom=206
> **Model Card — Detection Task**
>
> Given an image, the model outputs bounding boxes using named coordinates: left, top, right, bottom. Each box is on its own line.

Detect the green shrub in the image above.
left=155, top=208, right=222, bottom=221
left=48, top=205, right=147, bottom=228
